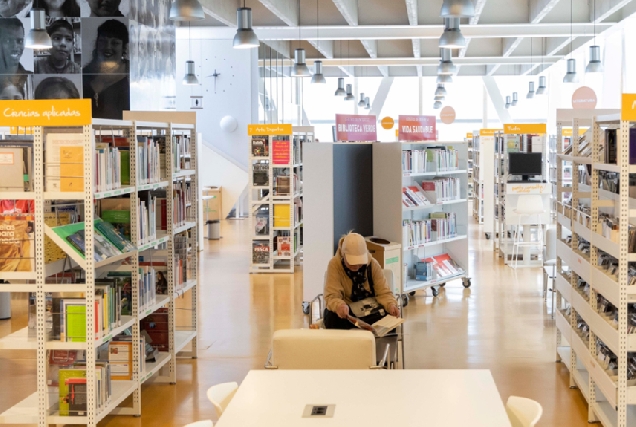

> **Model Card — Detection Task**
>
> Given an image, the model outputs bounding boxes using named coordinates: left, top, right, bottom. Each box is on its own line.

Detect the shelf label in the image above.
left=398, top=115, right=436, bottom=141
left=248, top=124, right=292, bottom=136
left=503, top=124, right=546, bottom=134
left=335, top=114, right=377, bottom=142
left=0, top=99, right=92, bottom=126
left=621, top=94, right=636, bottom=121
left=479, top=128, right=501, bottom=136
left=466, top=132, right=473, bottom=139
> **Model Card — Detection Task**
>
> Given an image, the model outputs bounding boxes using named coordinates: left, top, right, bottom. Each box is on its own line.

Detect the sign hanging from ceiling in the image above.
left=398, top=115, right=436, bottom=141
left=247, top=124, right=292, bottom=136
left=503, top=124, right=547, bottom=134
left=440, top=106, right=456, bottom=125
left=479, top=129, right=502, bottom=136
left=335, top=114, right=377, bottom=141
left=572, top=86, right=597, bottom=110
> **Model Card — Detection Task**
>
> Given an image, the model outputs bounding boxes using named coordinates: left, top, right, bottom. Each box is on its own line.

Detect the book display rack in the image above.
left=0, top=117, right=199, bottom=426
left=552, top=109, right=636, bottom=427
left=249, top=125, right=311, bottom=273
left=372, top=142, right=471, bottom=300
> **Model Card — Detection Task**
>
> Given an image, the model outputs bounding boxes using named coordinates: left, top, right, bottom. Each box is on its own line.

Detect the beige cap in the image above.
left=342, top=233, right=368, bottom=266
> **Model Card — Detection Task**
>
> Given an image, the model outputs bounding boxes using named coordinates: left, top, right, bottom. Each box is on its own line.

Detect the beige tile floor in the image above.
left=0, top=215, right=589, bottom=426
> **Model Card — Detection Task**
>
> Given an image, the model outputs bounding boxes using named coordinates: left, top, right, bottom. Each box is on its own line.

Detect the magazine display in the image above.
left=252, top=242, right=270, bottom=264
left=251, top=135, right=269, bottom=157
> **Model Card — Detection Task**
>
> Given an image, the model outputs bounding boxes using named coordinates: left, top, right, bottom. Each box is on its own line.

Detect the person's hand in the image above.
left=336, top=304, right=349, bottom=319
left=387, top=304, right=400, bottom=317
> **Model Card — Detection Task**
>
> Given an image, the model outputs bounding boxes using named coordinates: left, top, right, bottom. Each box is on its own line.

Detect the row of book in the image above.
left=137, top=136, right=165, bottom=185
left=402, top=213, right=457, bottom=247
left=94, top=143, right=129, bottom=193
left=402, top=148, right=459, bottom=173
left=138, top=196, right=158, bottom=245
left=172, top=135, right=192, bottom=172
left=174, top=234, right=192, bottom=288
left=172, top=181, right=192, bottom=227
left=62, top=219, right=135, bottom=263
left=414, top=253, right=464, bottom=282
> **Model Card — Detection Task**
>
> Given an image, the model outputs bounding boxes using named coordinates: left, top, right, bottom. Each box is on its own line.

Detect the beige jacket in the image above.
left=324, top=237, right=398, bottom=313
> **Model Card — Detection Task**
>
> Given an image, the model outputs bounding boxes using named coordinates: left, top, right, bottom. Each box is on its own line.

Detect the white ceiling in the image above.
left=192, top=0, right=636, bottom=76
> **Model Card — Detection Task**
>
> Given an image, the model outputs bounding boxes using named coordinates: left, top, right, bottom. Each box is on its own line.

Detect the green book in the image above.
left=120, top=150, right=130, bottom=185
left=58, top=368, right=86, bottom=416
left=66, top=304, right=86, bottom=343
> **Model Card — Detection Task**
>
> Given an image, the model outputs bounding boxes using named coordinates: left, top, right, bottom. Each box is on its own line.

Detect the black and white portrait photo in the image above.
left=33, top=74, right=81, bottom=98
left=34, top=18, right=81, bottom=74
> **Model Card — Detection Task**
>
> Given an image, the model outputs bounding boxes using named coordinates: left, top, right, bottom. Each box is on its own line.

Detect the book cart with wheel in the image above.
left=249, top=124, right=311, bottom=273
left=0, top=114, right=199, bottom=426
left=553, top=108, right=636, bottom=427
left=372, top=141, right=471, bottom=304
left=492, top=125, right=549, bottom=267
left=472, top=129, right=496, bottom=238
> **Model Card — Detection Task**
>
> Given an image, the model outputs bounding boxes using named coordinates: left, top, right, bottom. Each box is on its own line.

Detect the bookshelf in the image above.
left=0, top=117, right=199, bottom=425
left=492, top=126, right=549, bottom=266
left=249, top=125, right=311, bottom=273
left=466, top=136, right=474, bottom=199
left=372, top=142, right=471, bottom=300
left=472, top=130, right=496, bottom=238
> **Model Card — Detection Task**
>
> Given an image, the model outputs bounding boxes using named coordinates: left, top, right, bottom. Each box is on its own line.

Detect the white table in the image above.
left=215, top=370, right=511, bottom=427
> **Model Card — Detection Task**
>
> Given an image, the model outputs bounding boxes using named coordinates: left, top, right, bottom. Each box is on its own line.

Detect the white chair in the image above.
left=206, top=382, right=238, bottom=416
left=543, top=228, right=557, bottom=314
left=184, top=421, right=213, bottom=427
left=512, top=195, right=546, bottom=268
left=506, top=396, right=543, bottom=427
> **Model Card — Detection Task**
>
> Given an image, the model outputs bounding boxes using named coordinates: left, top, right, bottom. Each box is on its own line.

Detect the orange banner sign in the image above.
left=0, top=99, right=91, bottom=127
left=562, top=128, right=588, bottom=137
left=248, top=124, right=292, bottom=136
left=503, top=124, right=546, bottom=134
left=466, top=132, right=473, bottom=139
left=621, top=94, right=636, bottom=121
left=479, top=129, right=501, bottom=136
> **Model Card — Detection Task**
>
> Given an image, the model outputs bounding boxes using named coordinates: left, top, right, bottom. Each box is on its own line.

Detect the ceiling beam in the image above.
left=199, top=0, right=237, bottom=25
left=593, top=0, right=634, bottom=22
left=193, top=22, right=613, bottom=40
left=331, top=0, right=358, bottom=25
left=405, top=0, right=421, bottom=77
left=259, top=55, right=563, bottom=67
left=460, top=0, right=489, bottom=58
left=258, top=0, right=298, bottom=26
left=261, top=40, right=292, bottom=58
left=308, top=40, right=334, bottom=58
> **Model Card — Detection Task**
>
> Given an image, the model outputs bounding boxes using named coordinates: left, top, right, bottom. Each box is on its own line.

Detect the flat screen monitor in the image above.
left=508, top=152, right=543, bottom=180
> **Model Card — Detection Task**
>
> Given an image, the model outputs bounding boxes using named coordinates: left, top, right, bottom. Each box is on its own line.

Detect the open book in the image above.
left=348, top=315, right=404, bottom=338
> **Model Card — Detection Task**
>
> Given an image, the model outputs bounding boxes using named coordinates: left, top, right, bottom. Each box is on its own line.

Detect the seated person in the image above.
left=323, top=232, right=399, bottom=329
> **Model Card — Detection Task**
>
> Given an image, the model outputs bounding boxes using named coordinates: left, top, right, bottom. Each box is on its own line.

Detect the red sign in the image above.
left=398, top=115, right=436, bottom=141
left=272, top=137, right=290, bottom=165
left=335, top=114, right=377, bottom=141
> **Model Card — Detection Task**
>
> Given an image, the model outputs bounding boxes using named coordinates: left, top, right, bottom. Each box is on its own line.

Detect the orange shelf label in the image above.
left=0, top=99, right=91, bottom=126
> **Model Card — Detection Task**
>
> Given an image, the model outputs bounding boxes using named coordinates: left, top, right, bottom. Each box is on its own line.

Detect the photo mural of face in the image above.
left=0, top=16, right=34, bottom=99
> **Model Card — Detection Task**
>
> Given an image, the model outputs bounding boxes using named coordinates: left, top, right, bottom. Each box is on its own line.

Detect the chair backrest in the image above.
left=383, top=269, right=394, bottom=290
left=506, top=396, right=543, bottom=427
left=184, top=421, right=213, bottom=427
left=206, top=382, right=238, bottom=416
left=545, top=228, right=557, bottom=261
left=515, top=195, right=545, bottom=213
left=271, top=329, right=376, bottom=369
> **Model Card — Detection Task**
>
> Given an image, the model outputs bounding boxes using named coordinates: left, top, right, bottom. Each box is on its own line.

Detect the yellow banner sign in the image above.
left=479, top=129, right=501, bottom=136
left=0, top=99, right=91, bottom=127
left=621, top=94, right=636, bottom=121
left=562, top=128, right=588, bottom=137
left=248, top=124, right=292, bottom=136
left=503, top=123, right=546, bottom=134
left=466, top=132, right=473, bottom=139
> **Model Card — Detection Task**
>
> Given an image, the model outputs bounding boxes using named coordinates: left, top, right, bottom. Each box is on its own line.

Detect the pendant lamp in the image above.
left=365, top=97, right=371, bottom=110
left=586, top=46, right=603, bottom=73
left=233, top=7, right=259, bottom=48
left=438, top=49, right=456, bottom=75
left=440, top=0, right=475, bottom=17
left=169, top=0, right=204, bottom=20
left=311, top=60, right=326, bottom=83
left=433, top=101, right=443, bottom=109
left=26, top=9, right=52, bottom=49
left=511, top=92, right=518, bottom=106
left=536, top=76, right=547, bottom=95
left=182, top=60, right=199, bottom=85
left=563, top=58, right=578, bottom=83
left=358, top=93, right=366, bottom=107
left=435, top=95, right=445, bottom=101
left=435, top=84, right=447, bottom=96
left=335, top=77, right=346, bottom=96
left=437, top=74, right=453, bottom=84
left=292, top=49, right=311, bottom=77
left=344, top=84, right=355, bottom=101
left=505, top=96, right=511, bottom=109
left=439, top=17, right=465, bottom=49
left=527, top=81, right=535, bottom=98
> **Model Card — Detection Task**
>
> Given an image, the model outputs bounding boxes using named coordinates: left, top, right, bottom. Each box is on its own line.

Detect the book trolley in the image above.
left=249, top=124, right=311, bottom=274
left=0, top=102, right=199, bottom=426
left=372, top=141, right=471, bottom=301
left=552, top=107, right=636, bottom=427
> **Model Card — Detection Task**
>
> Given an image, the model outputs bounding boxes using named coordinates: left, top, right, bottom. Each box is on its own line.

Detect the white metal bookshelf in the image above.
left=472, top=131, right=495, bottom=238
left=466, top=136, right=474, bottom=199
left=0, top=117, right=199, bottom=426
left=553, top=109, right=636, bottom=427
left=249, top=125, right=311, bottom=273
left=372, top=141, right=471, bottom=300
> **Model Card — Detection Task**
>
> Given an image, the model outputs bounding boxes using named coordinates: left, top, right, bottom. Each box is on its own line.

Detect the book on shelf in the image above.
left=45, top=133, right=85, bottom=192
left=252, top=241, right=270, bottom=264
left=415, top=253, right=464, bottom=282
left=402, top=147, right=458, bottom=173
left=138, top=194, right=157, bottom=244
left=108, top=341, right=133, bottom=380
left=0, top=146, right=29, bottom=191
left=251, top=135, right=269, bottom=157
left=403, top=219, right=432, bottom=247
left=277, top=236, right=291, bottom=256
left=274, top=175, right=291, bottom=196
left=173, top=135, right=191, bottom=172
left=402, top=186, right=430, bottom=208
left=253, top=162, right=269, bottom=186
left=140, top=308, right=169, bottom=351
left=58, top=368, right=88, bottom=416
left=106, top=272, right=132, bottom=316
left=420, top=177, right=460, bottom=203
left=273, top=204, right=291, bottom=228
left=95, top=136, right=130, bottom=185
left=100, top=198, right=131, bottom=240
left=94, top=142, right=122, bottom=193
left=0, top=213, right=34, bottom=272
left=254, top=206, right=269, bottom=236
left=604, top=129, right=617, bottom=164
left=136, top=136, right=164, bottom=185
left=94, top=218, right=135, bottom=252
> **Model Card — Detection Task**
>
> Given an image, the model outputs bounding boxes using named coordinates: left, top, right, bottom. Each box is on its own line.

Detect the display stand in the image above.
left=472, top=130, right=496, bottom=237
left=493, top=125, right=549, bottom=266
left=248, top=124, right=310, bottom=274
left=0, top=113, right=199, bottom=426
left=372, top=142, right=471, bottom=300
left=551, top=109, right=636, bottom=427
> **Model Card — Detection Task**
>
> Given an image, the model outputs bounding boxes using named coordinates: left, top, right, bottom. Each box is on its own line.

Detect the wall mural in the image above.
left=0, top=0, right=176, bottom=119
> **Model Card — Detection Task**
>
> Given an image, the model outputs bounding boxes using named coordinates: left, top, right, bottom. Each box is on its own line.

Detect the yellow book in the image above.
left=60, top=146, right=83, bottom=192
left=273, top=204, right=291, bottom=228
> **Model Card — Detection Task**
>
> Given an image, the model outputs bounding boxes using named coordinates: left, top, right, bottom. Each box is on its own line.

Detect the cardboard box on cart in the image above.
left=364, top=237, right=402, bottom=296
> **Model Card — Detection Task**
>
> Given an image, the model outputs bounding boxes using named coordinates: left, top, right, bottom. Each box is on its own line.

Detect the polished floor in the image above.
left=0, top=214, right=589, bottom=426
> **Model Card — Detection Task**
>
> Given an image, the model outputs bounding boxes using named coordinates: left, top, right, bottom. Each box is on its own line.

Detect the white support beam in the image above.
left=405, top=0, right=418, bottom=25
left=308, top=40, right=334, bottom=58
left=460, top=0, right=489, bottom=58
left=199, top=0, right=237, bottom=26
left=331, top=0, right=358, bottom=25
left=259, top=55, right=563, bottom=67
left=482, top=76, right=513, bottom=123
left=361, top=39, right=378, bottom=57
left=593, top=0, right=634, bottom=22
left=369, top=77, right=394, bottom=117
left=258, top=0, right=298, bottom=26
left=194, top=22, right=612, bottom=41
